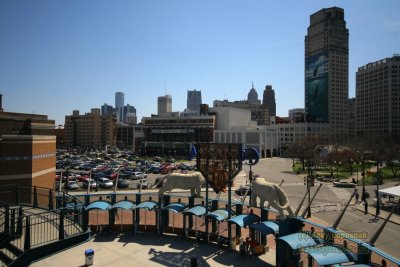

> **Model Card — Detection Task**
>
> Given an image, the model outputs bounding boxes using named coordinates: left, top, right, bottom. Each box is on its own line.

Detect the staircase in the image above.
left=0, top=187, right=90, bottom=267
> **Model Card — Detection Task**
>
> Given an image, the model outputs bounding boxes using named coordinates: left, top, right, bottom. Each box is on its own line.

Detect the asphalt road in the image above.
left=242, top=157, right=400, bottom=260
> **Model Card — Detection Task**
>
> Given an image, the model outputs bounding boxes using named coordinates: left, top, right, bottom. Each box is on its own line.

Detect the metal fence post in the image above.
left=16, top=205, right=23, bottom=236
left=33, top=186, right=38, bottom=208
left=59, top=209, right=65, bottom=240
left=15, top=185, right=19, bottom=205
left=24, top=216, right=31, bottom=251
left=48, top=189, right=54, bottom=210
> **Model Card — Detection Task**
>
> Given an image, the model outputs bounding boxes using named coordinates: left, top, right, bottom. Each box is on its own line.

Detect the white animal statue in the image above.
left=251, top=177, right=294, bottom=219
left=155, top=172, right=206, bottom=198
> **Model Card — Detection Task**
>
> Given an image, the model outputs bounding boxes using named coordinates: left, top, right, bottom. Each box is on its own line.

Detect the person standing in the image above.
left=355, top=191, right=359, bottom=205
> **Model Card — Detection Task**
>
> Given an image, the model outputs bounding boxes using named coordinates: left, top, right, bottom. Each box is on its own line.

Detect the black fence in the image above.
left=0, top=186, right=88, bottom=267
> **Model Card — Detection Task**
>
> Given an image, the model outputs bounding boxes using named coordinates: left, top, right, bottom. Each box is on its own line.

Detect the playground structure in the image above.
left=1, top=143, right=400, bottom=266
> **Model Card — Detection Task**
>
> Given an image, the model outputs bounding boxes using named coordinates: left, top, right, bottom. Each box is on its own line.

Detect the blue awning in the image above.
left=85, top=201, right=111, bottom=211
left=206, top=209, right=230, bottom=222
left=165, top=203, right=187, bottom=213
left=278, top=232, right=324, bottom=250
left=250, top=221, right=279, bottom=235
left=183, top=205, right=206, bottom=217
left=333, top=264, right=380, bottom=267
left=303, top=245, right=358, bottom=266
left=134, top=201, right=158, bottom=211
left=228, top=213, right=260, bottom=228
left=111, top=201, right=136, bottom=210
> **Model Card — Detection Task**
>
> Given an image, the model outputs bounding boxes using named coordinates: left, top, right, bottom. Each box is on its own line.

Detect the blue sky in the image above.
left=1, top=0, right=399, bottom=125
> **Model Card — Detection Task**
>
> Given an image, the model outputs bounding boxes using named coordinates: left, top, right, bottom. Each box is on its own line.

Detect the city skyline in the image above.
left=0, top=1, right=399, bottom=125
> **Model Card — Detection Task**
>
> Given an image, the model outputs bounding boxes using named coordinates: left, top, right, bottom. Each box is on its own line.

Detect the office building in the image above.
left=305, top=7, right=349, bottom=142
left=356, top=55, right=400, bottom=140
left=101, top=103, right=114, bottom=116
left=263, top=85, right=276, bottom=117
left=158, top=95, right=172, bottom=115
left=115, top=92, right=124, bottom=123
left=247, top=83, right=261, bottom=105
left=123, top=104, right=137, bottom=124
left=187, top=89, right=202, bottom=113
left=64, top=109, right=117, bottom=148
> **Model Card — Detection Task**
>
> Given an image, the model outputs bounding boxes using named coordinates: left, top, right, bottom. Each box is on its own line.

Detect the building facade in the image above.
left=141, top=113, right=215, bottom=157
left=356, top=55, right=400, bottom=140
left=158, top=95, right=172, bottom=115
left=64, top=109, right=117, bottom=148
left=305, top=7, right=349, bottom=143
left=0, top=135, right=56, bottom=190
left=262, top=85, right=276, bottom=117
left=115, top=92, right=124, bottom=123
left=101, top=103, right=114, bottom=116
left=187, top=89, right=202, bottom=113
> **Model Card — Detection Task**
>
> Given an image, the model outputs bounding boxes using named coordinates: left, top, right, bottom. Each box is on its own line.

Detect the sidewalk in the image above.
left=31, top=232, right=276, bottom=267
left=355, top=202, right=400, bottom=225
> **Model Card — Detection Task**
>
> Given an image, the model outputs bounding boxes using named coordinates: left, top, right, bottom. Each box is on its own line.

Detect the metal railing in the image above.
left=0, top=186, right=88, bottom=267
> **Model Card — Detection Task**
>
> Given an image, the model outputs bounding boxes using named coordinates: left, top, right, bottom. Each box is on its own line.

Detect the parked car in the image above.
left=82, top=178, right=98, bottom=190
left=333, top=181, right=356, bottom=188
left=234, top=185, right=251, bottom=196
left=66, top=181, right=79, bottom=190
left=116, top=179, right=129, bottom=189
left=131, top=172, right=147, bottom=180
left=97, top=177, right=114, bottom=189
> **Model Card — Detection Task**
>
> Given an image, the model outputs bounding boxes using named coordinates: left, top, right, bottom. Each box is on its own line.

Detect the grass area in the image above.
left=292, top=162, right=399, bottom=185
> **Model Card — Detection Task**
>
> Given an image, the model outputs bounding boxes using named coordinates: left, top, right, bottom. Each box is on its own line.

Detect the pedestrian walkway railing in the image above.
left=0, top=186, right=89, bottom=267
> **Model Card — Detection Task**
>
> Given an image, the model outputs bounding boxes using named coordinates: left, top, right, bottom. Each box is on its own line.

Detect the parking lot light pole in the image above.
left=376, top=161, right=381, bottom=217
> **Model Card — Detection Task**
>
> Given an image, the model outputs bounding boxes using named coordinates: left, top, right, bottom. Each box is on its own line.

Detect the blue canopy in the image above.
left=206, top=209, right=230, bottom=222
left=111, top=201, right=136, bottom=210
left=250, top=221, right=279, bottom=235
left=183, top=205, right=206, bottom=217
left=228, top=213, right=260, bottom=228
left=333, top=264, right=380, bottom=267
left=165, top=203, right=187, bottom=213
left=278, top=232, right=324, bottom=250
left=85, top=201, right=111, bottom=211
left=134, top=201, right=158, bottom=211
left=303, top=245, right=358, bottom=266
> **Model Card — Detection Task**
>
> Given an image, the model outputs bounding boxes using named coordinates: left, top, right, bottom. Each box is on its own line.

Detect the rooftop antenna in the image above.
left=164, top=81, right=167, bottom=95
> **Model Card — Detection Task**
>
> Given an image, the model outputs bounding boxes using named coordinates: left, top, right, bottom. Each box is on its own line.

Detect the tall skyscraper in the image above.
left=115, top=92, right=124, bottom=123
left=158, top=95, right=172, bottom=115
left=247, top=83, right=261, bottom=105
left=187, top=89, right=202, bottom=113
left=262, top=85, right=276, bottom=117
left=356, top=55, right=400, bottom=140
left=305, top=7, right=349, bottom=142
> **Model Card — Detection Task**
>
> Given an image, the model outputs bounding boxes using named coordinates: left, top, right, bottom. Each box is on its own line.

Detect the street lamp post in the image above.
left=361, top=158, right=366, bottom=202
left=376, top=161, right=381, bottom=217
left=306, top=160, right=312, bottom=218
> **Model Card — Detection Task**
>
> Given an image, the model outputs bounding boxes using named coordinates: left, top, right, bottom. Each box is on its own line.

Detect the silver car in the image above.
left=131, top=172, right=147, bottom=180
left=97, top=177, right=114, bottom=189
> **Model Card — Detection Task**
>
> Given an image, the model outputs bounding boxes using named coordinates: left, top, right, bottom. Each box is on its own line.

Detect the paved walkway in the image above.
left=31, top=232, right=275, bottom=267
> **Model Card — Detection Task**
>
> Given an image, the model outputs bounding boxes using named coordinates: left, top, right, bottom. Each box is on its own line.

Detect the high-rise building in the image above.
left=247, top=83, right=261, bottom=105
left=124, top=104, right=137, bottom=124
left=115, top=92, right=124, bottom=123
left=262, top=85, right=276, bottom=117
left=305, top=7, right=349, bottom=142
left=65, top=109, right=117, bottom=147
left=158, top=95, right=172, bottom=115
left=187, top=90, right=202, bottom=113
left=356, top=55, right=400, bottom=140
left=101, top=103, right=114, bottom=116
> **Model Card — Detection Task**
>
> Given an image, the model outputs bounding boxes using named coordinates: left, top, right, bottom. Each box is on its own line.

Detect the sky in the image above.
left=0, top=0, right=399, bottom=126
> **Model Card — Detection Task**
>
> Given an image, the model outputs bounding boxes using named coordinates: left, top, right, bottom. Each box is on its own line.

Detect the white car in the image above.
left=131, top=172, right=147, bottom=180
